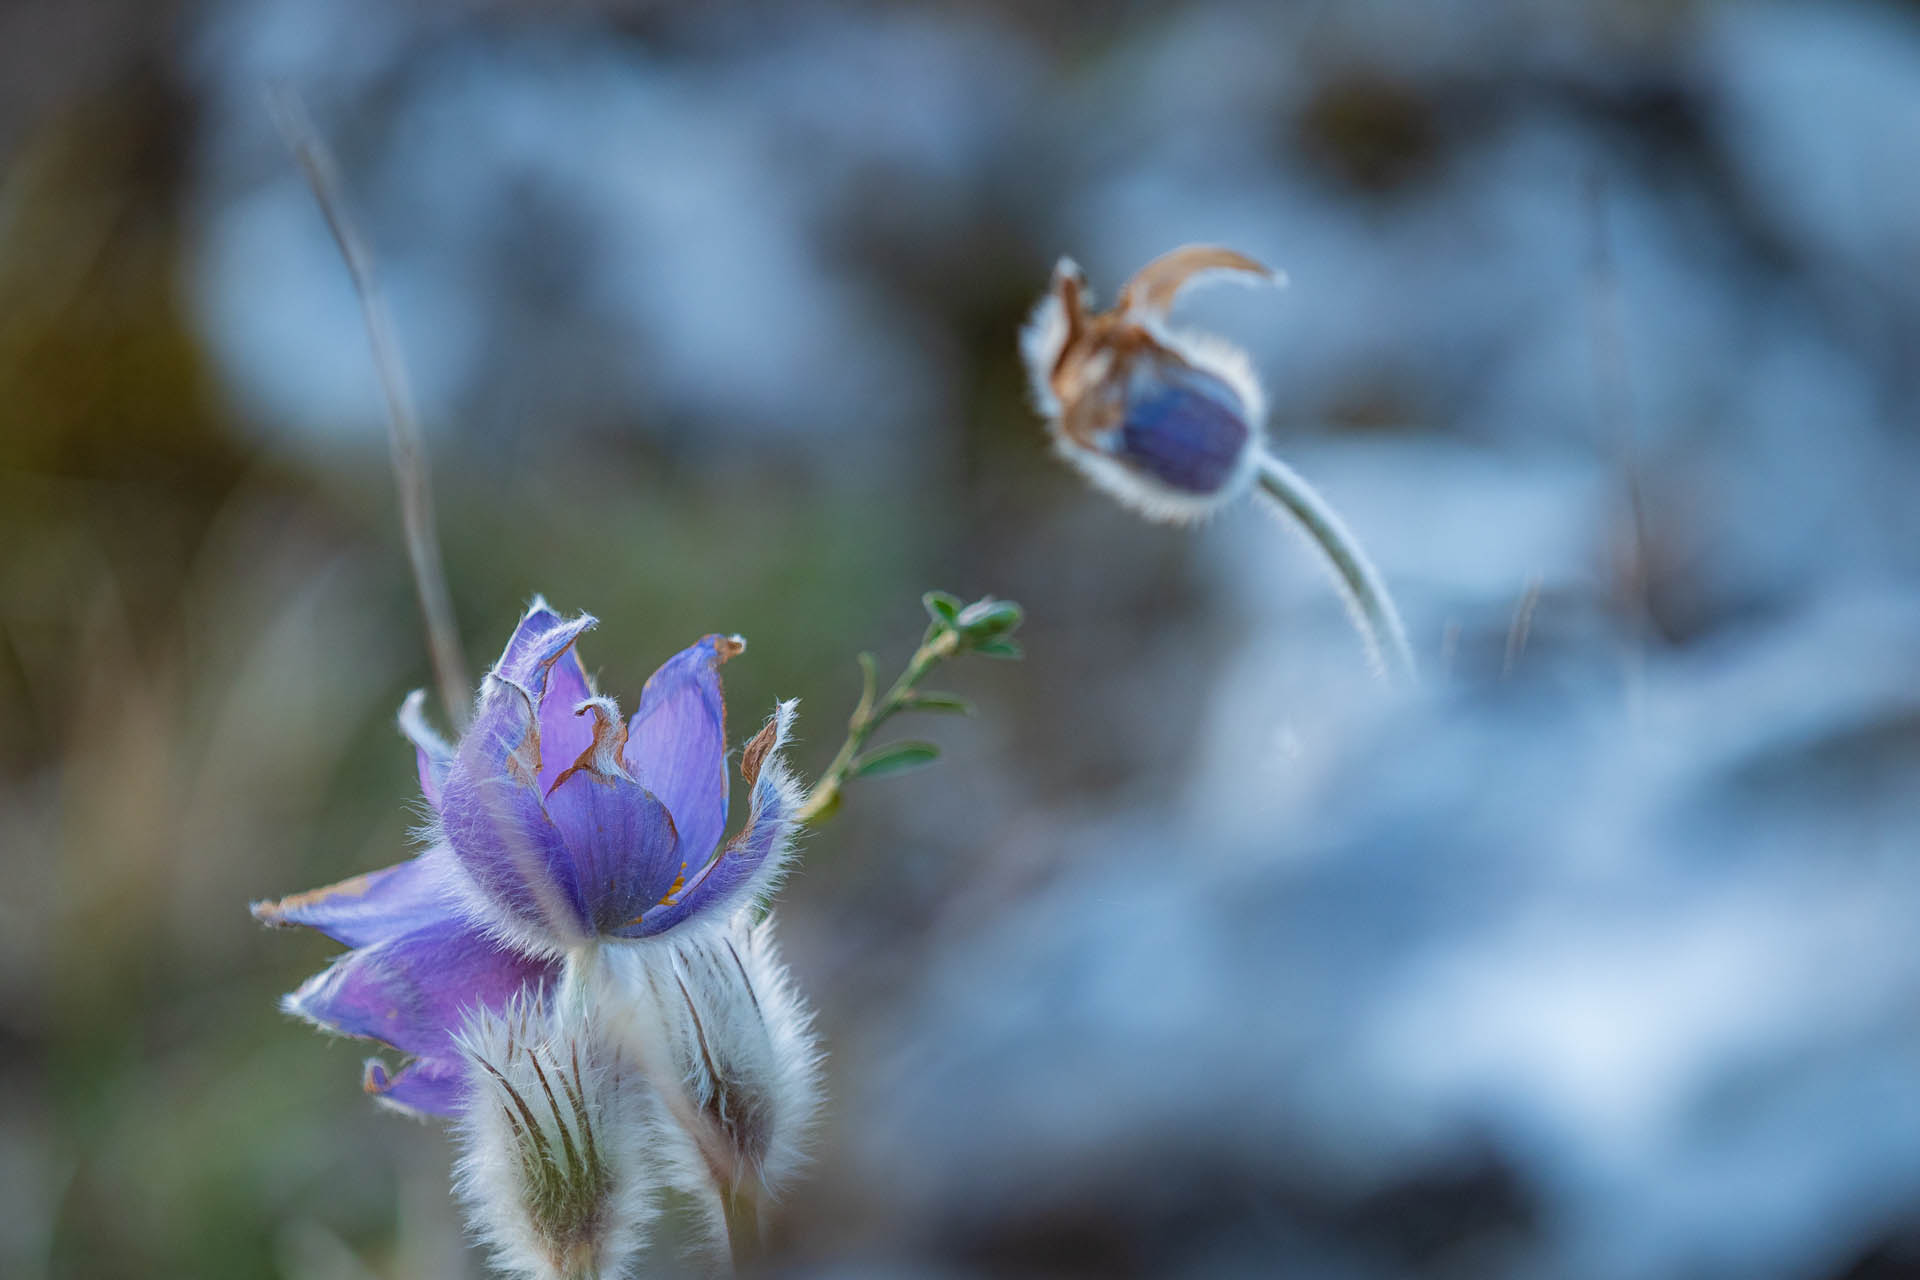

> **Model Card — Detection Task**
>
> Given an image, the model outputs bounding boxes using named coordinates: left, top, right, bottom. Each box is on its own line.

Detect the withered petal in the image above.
left=1117, top=244, right=1280, bottom=319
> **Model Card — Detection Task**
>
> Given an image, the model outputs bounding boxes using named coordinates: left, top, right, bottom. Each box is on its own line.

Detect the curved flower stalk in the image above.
left=251, top=598, right=802, bottom=1116
left=1022, top=245, right=1417, bottom=685
left=454, top=993, right=659, bottom=1280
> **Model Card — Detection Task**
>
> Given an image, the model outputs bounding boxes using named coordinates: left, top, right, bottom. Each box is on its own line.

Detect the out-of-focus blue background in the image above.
left=4, top=0, right=1918, bottom=1276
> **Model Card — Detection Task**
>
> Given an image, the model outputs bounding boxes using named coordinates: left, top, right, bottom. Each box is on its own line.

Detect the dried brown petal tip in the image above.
left=740, top=716, right=780, bottom=787
left=1118, top=244, right=1281, bottom=318
left=250, top=871, right=378, bottom=928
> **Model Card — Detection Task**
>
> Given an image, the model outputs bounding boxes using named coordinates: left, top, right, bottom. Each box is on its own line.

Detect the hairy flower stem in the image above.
left=269, top=86, right=472, bottom=730
left=1254, top=449, right=1417, bottom=687
left=796, top=629, right=960, bottom=826
left=722, top=1185, right=762, bottom=1275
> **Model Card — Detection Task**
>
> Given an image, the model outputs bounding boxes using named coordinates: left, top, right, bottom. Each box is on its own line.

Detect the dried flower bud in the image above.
left=1021, top=244, right=1284, bottom=522
left=454, top=994, right=659, bottom=1280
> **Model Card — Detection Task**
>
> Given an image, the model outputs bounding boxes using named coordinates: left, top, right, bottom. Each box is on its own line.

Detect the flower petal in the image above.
left=537, top=647, right=597, bottom=796
left=616, top=701, right=797, bottom=939
left=509, top=597, right=601, bottom=796
left=545, top=700, right=685, bottom=933
left=493, top=598, right=597, bottom=706
left=251, top=847, right=458, bottom=950
left=624, top=634, right=741, bottom=863
left=441, top=689, right=592, bottom=945
left=1118, top=356, right=1252, bottom=496
left=399, top=689, right=455, bottom=808
left=439, top=604, right=600, bottom=944
left=283, top=914, right=555, bottom=1064
left=364, top=1055, right=468, bottom=1118
left=1116, top=244, right=1280, bottom=319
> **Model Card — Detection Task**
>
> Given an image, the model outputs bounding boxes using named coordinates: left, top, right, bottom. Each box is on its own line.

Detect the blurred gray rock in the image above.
left=829, top=594, right=1920, bottom=1279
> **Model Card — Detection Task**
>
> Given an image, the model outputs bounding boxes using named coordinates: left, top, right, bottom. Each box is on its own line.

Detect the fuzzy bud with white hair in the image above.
left=594, top=910, right=823, bottom=1251
left=453, top=993, right=660, bottom=1280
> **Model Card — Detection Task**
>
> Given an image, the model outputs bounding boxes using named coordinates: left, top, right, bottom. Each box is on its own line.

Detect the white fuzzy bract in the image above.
left=596, top=911, right=824, bottom=1210
left=453, top=994, right=661, bottom=1280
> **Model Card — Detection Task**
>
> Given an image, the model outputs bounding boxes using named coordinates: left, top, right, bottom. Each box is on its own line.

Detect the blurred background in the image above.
left=4, top=0, right=1919, bottom=1275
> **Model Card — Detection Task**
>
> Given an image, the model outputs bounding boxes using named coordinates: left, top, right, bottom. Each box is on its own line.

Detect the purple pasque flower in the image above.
left=252, top=598, right=801, bottom=1116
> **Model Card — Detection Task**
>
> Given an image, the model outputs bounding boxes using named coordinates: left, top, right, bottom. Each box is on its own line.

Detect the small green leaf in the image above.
left=851, top=740, right=941, bottom=778
left=973, top=638, right=1023, bottom=660
left=905, top=691, right=973, bottom=715
left=922, top=591, right=962, bottom=626
left=955, top=597, right=1023, bottom=638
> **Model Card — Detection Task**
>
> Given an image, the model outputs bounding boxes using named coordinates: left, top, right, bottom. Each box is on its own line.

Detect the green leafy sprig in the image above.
left=796, top=591, right=1023, bottom=826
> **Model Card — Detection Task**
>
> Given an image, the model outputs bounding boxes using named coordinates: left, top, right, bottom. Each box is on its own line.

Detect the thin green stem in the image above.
left=1253, top=449, right=1417, bottom=687
left=796, top=629, right=959, bottom=826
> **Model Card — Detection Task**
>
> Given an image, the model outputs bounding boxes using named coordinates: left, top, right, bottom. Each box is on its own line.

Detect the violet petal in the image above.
left=493, top=600, right=597, bottom=706
left=1118, top=356, right=1250, bottom=497
left=363, top=1056, right=468, bottom=1118
left=398, top=689, right=455, bottom=809
left=537, top=649, right=596, bottom=796
left=625, top=634, right=739, bottom=864
left=512, top=599, right=598, bottom=795
left=283, top=914, right=554, bottom=1063
left=251, top=847, right=457, bottom=950
left=545, top=765, right=683, bottom=934
left=440, top=713, right=590, bottom=944
left=617, top=702, right=795, bottom=938
left=439, top=606, right=599, bottom=942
